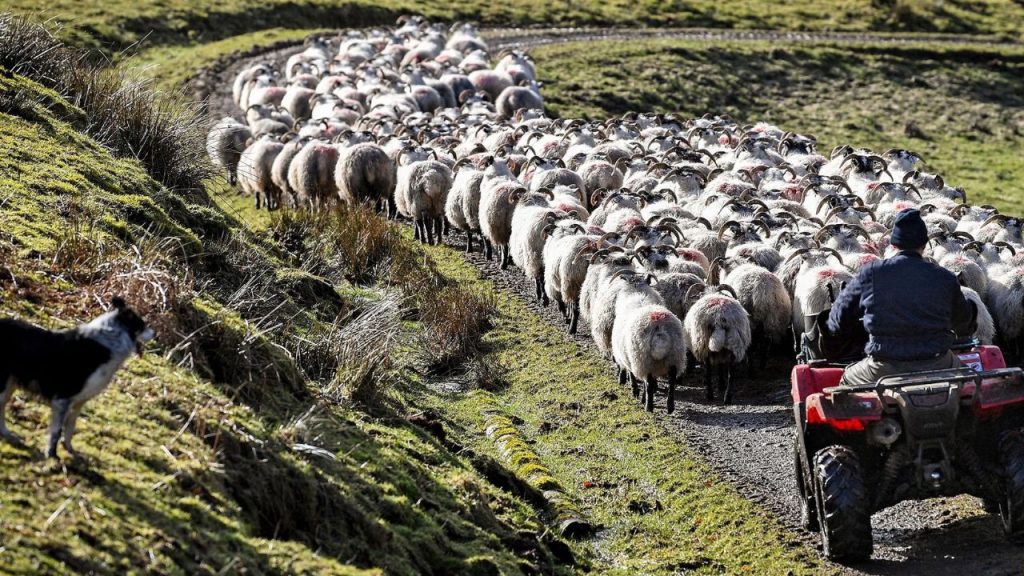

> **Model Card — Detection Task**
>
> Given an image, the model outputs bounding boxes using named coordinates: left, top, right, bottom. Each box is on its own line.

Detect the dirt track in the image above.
left=195, top=28, right=1024, bottom=574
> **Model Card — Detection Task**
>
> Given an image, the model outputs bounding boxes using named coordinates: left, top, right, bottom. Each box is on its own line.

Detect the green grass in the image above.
left=4, top=0, right=1024, bottom=58
left=536, top=39, right=1024, bottom=212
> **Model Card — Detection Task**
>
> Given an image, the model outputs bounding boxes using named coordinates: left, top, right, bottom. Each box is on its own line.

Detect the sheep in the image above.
left=940, top=251, right=988, bottom=297
left=233, top=63, right=275, bottom=108
left=288, top=139, right=340, bottom=211
left=580, top=244, right=630, bottom=329
left=478, top=158, right=521, bottom=268
left=237, top=134, right=284, bottom=210
left=791, top=257, right=855, bottom=351
left=206, top=117, right=251, bottom=186
left=509, top=193, right=571, bottom=303
left=395, top=158, right=454, bottom=245
left=281, top=84, right=317, bottom=121
left=711, top=257, right=792, bottom=373
left=578, top=158, right=624, bottom=210
left=469, top=69, right=514, bottom=102
left=496, top=85, right=544, bottom=120
left=684, top=284, right=751, bottom=404
left=610, top=270, right=687, bottom=413
left=334, top=142, right=396, bottom=215
left=962, top=286, right=995, bottom=345
left=454, top=160, right=487, bottom=253
left=986, top=267, right=1024, bottom=362
left=589, top=251, right=642, bottom=358
left=542, top=224, right=596, bottom=334
left=270, top=135, right=310, bottom=209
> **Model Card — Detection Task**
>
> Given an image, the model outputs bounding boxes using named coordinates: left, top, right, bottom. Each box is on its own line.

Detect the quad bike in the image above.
left=792, top=338, right=1024, bottom=562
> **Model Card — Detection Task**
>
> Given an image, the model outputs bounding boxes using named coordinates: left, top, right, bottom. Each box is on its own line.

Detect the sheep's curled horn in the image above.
left=716, top=220, right=743, bottom=239
left=684, top=282, right=708, bottom=303
left=714, top=284, right=740, bottom=299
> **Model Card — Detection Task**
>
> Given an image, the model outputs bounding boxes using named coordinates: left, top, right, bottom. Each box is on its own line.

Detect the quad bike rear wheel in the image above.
left=794, top=439, right=818, bottom=531
left=998, top=429, right=1024, bottom=543
left=814, top=445, right=873, bottom=562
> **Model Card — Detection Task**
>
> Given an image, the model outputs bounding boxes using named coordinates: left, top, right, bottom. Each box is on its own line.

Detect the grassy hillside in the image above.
left=3, top=0, right=1024, bottom=57
left=537, top=39, right=1024, bottom=213
left=0, top=68, right=576, bottom=575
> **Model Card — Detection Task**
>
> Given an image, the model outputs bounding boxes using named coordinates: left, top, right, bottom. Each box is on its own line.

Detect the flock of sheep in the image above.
left=207, top=17, right=1024, bottom=410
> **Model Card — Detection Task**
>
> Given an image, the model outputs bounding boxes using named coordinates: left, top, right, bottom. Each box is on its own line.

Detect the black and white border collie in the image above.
left=0, top=297, right=154, bottom=459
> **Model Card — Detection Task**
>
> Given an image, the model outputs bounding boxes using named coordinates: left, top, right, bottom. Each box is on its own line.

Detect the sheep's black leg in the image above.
left=534, top=277, right=543, bottom=303
left=704, top=363, right=714, bottom=402
left=629, top=374, right=640, bottom=399
left=568, top=302, right=579, bottom=335
left=442, top=218, right=450, bottom=236
left=229, top=172, right=237, bottom=186
left=645, top=375, right=657, bottom=412
left=500, top=247, right=511, bottom=270
left=618, top=366, right=628, bottom=386
left=465, top=231, right=474, bottom=254
left=540, top=278, right=550, bottom=306
left=414, top=219, right=422, bottom=241
left=484, top=239, right=493, bottom=260
left=388, top=197, right=398, bottom=220
left=683, top=351, right=696, bottom=377
left=667, top=367, right=678, bottom=414
left=722, top=363, right=734, bottom=405
left=748, top=326, right=762, bottom=378
left=556, top=299, right=567, bottom=321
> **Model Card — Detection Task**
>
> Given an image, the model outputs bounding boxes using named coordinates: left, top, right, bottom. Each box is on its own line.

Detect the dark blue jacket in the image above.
left=827, top=251, right=975, bottom=361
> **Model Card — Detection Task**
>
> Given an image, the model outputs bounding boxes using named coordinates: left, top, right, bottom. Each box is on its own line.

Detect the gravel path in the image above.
left=195, top=29, right=1024, bottom=574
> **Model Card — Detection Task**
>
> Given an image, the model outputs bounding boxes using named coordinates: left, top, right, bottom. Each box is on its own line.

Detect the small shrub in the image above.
left=0, top=13, right=213, bottom=196
left=328, top=294, right=405, bottom=408
left=272, top=205, right=426, bottom=288
left=418, top=284, right=496, bottom=373
left=93, top=234, right=194, bottom=346
left=468, top=355, right=510, bottom=392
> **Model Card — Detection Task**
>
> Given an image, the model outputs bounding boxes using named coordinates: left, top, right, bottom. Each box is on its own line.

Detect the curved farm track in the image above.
left=195, top=28, right=1024, bottom=575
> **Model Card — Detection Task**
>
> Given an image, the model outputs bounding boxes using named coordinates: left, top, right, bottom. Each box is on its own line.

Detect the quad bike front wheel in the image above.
left=998, top=429, right=1024, bottom=543
left=794, top=439, right=818, bottom=531
left=814, top=445, right=873, bottom=562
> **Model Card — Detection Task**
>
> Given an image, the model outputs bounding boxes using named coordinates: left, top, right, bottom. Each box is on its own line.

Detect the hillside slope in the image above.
left=0, top=69, right=574, bottom=575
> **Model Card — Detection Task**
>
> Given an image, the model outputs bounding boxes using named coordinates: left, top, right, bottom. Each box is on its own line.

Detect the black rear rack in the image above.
left=822, top=367, right=1023, bottom=396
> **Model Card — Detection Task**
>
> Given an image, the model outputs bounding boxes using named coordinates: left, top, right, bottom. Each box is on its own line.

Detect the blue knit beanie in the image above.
left=891, top=208, right=928, bottom=250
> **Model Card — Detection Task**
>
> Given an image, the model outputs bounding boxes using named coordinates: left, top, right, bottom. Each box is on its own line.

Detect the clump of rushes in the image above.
left=272, top=206, right=498, bottom=376
left=0, top=13, right=212, bottom=197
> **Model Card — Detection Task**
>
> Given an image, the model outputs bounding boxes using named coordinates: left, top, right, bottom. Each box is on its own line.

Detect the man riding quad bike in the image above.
left=792, top=209, right=1024, bottom=561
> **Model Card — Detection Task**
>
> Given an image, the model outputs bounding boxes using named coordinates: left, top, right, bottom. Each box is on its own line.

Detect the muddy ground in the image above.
left=195, top=29, right=1024, bottom=574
